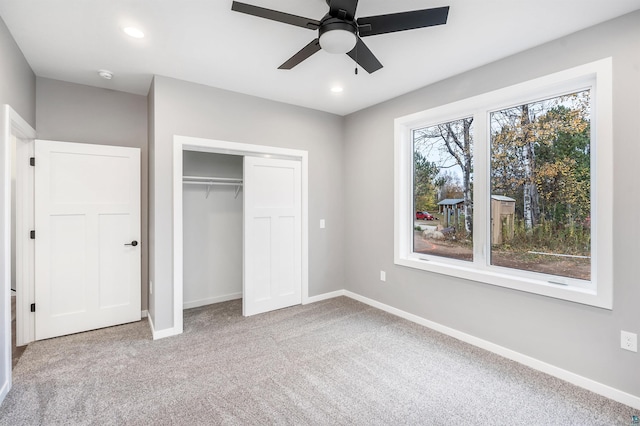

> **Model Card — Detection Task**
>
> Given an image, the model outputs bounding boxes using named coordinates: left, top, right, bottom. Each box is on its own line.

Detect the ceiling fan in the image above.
left=231, top=0, right=449, bottom=74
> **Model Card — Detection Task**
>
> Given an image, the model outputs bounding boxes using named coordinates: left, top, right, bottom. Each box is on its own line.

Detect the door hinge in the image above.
left=30, top=230, right=35, bottom=239
left=29, top=157, right=35, bottom=166
left=30, top=303, right=35, bottom=312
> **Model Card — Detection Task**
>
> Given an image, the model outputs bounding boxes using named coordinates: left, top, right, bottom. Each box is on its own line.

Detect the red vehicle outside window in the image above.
left=416, top=211, right=434, bottom=220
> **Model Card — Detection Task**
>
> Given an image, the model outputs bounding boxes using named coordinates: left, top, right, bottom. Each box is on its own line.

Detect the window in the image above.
left=413, top=117, right=474, bottom=262
left=394, top=58, right=612, bottom=308
left=489, top=90, right=591, bottom=281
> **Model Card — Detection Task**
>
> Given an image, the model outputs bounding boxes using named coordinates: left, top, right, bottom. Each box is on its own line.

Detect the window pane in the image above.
left=412, top=118, right=473, bottom=261
left=489, top=90, right=591, bottom=280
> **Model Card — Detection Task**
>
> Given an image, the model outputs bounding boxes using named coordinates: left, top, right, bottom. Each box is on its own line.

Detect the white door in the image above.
left=34, top=140, right=140, bottom=340
left=243, top=156, right=301, bottom=316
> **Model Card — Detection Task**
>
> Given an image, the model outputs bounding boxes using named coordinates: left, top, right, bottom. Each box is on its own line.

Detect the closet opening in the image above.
left=172, top=136, right=309, bottom=334
left=182, top=151, right=244, bottom=310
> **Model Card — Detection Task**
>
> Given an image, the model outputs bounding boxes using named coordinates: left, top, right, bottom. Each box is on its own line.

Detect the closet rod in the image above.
left=183, top=175, right=243, bottom=184
left=183, top=181, right=242, bottom=186
left=183, top=175, right=243, bottom=199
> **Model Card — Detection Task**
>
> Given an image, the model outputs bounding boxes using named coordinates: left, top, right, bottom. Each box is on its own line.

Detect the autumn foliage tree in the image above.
left=490, top=90, right=591, bottom=240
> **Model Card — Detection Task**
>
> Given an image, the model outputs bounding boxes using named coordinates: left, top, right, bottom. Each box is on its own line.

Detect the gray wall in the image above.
left=343, top=11, right=640, bottom=398
left=0, top=16, right=34, bottom=127
left=149, top=75, right=345, bottom=330
left=36, top=77, right=150, bottom=311
left=183, top=152, right=243, bottom=308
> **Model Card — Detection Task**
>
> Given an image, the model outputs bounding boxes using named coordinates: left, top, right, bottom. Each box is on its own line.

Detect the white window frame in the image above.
left=394, top=58, right=613, bottom=309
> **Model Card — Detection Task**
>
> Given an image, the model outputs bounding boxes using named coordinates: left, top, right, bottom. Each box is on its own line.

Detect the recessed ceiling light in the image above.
left=331, top=87, right=344, bottom=93
left=123, top=27, right=145, bottom=38
left=98, top=69, right=114, bottom=80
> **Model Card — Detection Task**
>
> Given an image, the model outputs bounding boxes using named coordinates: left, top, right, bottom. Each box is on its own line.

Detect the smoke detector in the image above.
left=98, top=69, right=114, bottom=80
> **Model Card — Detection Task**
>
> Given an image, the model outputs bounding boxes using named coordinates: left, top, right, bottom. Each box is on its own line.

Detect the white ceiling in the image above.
left=1, top=0, right=639, bottom=116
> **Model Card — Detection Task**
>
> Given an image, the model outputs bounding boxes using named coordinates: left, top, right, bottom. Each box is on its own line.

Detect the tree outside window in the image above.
left=413, top=117, right=473, bottom=262
left=490, top=90, right=591, bottom=280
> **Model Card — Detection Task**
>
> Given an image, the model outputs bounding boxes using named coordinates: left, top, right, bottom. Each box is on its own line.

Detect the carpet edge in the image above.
left=339, top=289, right=640, bottom=411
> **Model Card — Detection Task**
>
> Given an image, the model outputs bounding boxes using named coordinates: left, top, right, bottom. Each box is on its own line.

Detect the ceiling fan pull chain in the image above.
left=355, top=42, right=358, bottom=75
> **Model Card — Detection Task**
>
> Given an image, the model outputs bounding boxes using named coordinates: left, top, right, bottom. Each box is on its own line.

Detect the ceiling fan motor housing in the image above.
left=319, top=17, right=357, bottom=37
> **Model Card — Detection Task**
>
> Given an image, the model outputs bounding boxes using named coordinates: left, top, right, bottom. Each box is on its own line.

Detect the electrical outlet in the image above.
left=621, top=331, right=637, bottom=352
left=320, top=219, right=325, bottom=229
left=380, top=271, right=386, bottom=282
left=149, top=280, right=153, bottom=295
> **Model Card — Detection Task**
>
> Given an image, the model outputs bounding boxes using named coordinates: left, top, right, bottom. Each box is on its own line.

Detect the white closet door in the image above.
left=243, top=156, right=301, bottom=316
left=34, top=140, right=141, bottom=340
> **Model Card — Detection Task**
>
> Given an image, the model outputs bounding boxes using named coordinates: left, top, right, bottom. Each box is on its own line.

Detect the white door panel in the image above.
left=48, top=214, right=87, bottom=316
left=98, top=213, right=135, bottom=309
left=244, top=157, right=301, bottom=316
left=35, top=140, right=140, bottom=340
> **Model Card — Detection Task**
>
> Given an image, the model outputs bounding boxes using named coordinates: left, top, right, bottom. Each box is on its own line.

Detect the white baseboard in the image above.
left=304, top=289, right=640, bottom=409
left=303, top=289, right=345, bottom=304
left=183, top=293, right=242, bottom=310
left=342, top=290, right=640, bottom=410
left=0, top=377, right=9, bottom=407
left=147, top=312, right=181, bottom=340
left=141, top=310, right=148, bottom=318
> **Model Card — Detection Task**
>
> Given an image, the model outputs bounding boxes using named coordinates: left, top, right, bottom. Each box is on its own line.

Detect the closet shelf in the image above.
left=183, top=176, right=243, bottom=198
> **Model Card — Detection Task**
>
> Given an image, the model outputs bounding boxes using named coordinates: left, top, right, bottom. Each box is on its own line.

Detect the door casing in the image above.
left=171, top=135, right=309, bottom=339
left=1, top=105, right=36, bottom=405
left=14, top=122, right=34, bottom=346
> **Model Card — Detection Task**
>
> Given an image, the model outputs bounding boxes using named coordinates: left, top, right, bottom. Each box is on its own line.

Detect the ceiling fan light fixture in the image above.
left=319, top=29, right=356, bottom=54
left=318, top=19, right=357, bottom=54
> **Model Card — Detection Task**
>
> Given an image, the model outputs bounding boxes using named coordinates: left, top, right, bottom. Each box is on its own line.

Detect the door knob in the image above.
left=125, top=240, right=138, bottom=247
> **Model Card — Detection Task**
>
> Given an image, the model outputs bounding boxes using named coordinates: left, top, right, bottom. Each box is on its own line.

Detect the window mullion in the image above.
left=472, top=110, right=489, bottom=268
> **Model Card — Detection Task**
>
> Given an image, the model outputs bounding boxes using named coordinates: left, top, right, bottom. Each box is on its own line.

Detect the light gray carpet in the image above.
left=11, top=294, right=27, bottom=368
left=0, top=297, right=636, bottom=425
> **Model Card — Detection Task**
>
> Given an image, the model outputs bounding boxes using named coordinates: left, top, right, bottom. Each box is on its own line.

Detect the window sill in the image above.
left=395, top=255, right=610, bottom=310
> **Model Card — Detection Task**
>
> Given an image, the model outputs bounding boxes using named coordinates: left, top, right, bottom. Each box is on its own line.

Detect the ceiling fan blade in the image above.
left=346, top=37, right=383, bottom=74
left=279, top=39, right=322, bottom=70
left=357, top=6, right=449, bottom=37
left=231, top=1, right=320, bottom=30
left=328, top=0, right=359, bottom=21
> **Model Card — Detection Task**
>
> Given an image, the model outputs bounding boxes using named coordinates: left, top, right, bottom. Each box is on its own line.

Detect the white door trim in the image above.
left=169, top=135, right=309, bottom=339
left=1, top=105, right=36, bottom=405
left=14, top=132, right=34, bottom=346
